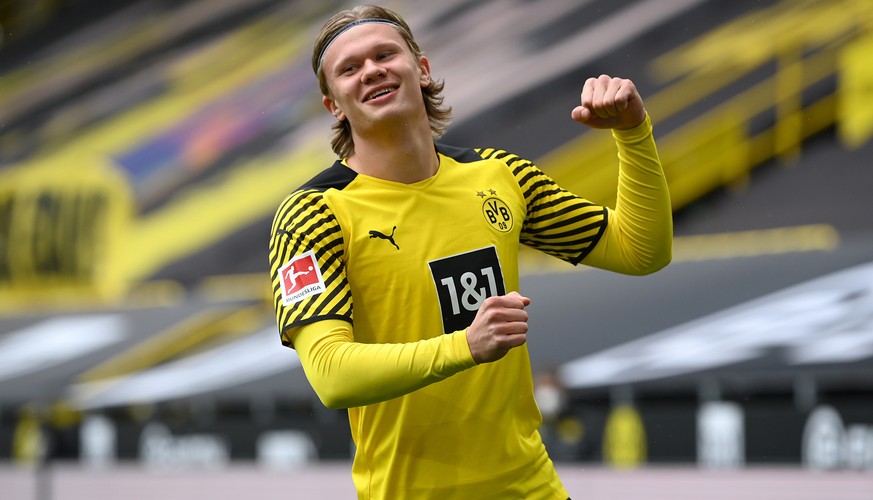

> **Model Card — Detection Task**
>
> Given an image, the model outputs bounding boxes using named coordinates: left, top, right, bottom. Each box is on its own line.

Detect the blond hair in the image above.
left=312, top=5, right=452, bottom=158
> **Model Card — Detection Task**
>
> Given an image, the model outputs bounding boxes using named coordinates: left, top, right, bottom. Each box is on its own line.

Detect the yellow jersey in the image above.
left=269, top=115, right=670, bottom=499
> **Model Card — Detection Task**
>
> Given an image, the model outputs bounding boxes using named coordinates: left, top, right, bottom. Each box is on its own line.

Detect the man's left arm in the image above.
left=582, top=113, right=673, bottom=275
left=572, top=75, right=672, bottom=275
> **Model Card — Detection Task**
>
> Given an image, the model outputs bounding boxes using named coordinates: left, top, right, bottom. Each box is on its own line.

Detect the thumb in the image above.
left=506, top=291, right=531, bottom=307
left=571, top=106, right=590, bottom=123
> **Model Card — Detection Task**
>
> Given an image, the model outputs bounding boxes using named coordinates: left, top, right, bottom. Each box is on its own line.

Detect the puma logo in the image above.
left=369, top=226, right=399, bottom=250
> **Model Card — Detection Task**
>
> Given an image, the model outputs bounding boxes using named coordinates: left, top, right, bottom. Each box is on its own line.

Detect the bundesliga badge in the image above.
left=279, top=250, right=326, bottom=305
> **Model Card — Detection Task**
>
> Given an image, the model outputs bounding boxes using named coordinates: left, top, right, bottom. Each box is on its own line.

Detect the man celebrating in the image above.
left=269, top=5, right=672, bottom=499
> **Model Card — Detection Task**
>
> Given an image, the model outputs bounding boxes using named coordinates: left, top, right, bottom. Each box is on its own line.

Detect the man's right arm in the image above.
left=272, top=190, right=475, bottom=409
left=291, top=320, right=476, bottom=409
left=291, top=290, right=530, bottom=409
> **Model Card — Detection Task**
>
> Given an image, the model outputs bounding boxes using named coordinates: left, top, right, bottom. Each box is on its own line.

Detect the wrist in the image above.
left=613, top=113, right=652, bottom=141
left=458, top=329, right=481, bottom=367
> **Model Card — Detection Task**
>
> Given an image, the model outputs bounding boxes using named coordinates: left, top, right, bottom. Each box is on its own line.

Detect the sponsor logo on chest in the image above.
left=428, top=246, right=506, bottom=334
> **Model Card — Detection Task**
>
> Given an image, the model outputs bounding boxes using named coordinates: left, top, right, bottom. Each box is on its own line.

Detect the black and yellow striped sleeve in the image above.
left=477, top=148, right=607, bottom=265
left=269, top=189, right=352, bottom=347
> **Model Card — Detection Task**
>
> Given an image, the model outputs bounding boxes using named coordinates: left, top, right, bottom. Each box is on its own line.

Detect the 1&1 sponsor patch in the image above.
left=428, top=246, right=506, bottom=334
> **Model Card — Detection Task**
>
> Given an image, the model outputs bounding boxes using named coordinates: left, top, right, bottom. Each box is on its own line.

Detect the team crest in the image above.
left=279, top=250, right=325, bottom=305
left=480, top=190, right=513, bottom=233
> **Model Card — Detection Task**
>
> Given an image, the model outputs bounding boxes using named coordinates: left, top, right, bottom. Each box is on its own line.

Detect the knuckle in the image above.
left=485, top=308, right=504, bottom=323
left=478, top=305, right=496, bottom=319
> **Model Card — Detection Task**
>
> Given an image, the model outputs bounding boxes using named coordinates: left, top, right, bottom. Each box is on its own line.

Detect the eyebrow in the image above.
left=316, top=18, right=402, bottom=71
left=330, top=39, right=405, bottom=73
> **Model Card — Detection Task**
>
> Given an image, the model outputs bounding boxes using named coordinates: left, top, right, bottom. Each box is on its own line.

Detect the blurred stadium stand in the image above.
left=1, top=0, right=873, bottom=493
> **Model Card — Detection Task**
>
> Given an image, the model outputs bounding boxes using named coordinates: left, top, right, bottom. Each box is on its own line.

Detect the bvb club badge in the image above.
left=478, top=189, right=513, bottom=233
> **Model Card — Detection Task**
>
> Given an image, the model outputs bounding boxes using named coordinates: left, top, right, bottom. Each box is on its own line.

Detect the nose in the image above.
left=360, top=59, right=386, bottom=83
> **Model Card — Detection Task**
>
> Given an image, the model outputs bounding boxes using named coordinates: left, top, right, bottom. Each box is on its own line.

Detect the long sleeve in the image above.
left=582, top=114, right=673, bottom=274
left=291, top=319, right=478, bottom=409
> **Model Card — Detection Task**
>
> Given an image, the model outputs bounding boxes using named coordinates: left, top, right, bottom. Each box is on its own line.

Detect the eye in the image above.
left=377, top=50, right=394, bottom=60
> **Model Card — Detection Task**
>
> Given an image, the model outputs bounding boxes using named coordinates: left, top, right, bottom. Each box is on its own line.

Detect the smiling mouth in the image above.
left=365, top=87, right=398, bottom=102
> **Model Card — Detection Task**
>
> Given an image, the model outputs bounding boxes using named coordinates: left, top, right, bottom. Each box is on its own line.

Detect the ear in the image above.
left=323, top=95, right=345, bottom=122
left=418, top=56, right=431, bottom=88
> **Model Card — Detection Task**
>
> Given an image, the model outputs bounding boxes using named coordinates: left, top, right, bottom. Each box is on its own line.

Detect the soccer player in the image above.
left=268, top=4, right=672, bottom=499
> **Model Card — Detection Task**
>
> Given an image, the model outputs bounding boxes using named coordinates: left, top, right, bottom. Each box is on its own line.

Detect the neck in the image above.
left=346, top=117, right=439, bottom=184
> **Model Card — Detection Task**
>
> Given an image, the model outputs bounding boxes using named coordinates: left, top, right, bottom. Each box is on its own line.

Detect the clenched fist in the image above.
left=466, top=291, right=531, bottom=364
left=571, top=74, right=647, bottom=130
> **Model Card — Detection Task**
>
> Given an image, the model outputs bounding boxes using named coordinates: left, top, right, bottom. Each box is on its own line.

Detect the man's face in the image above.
left=320, top=23, right=431, bottom=133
